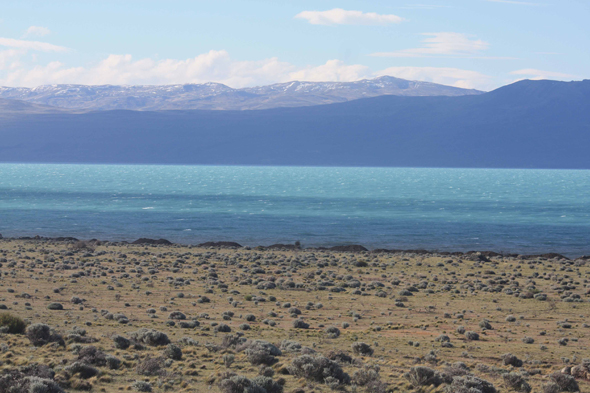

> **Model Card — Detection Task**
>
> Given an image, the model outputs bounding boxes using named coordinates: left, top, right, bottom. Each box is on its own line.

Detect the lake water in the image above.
left=1, top=164, right=589, bottom=256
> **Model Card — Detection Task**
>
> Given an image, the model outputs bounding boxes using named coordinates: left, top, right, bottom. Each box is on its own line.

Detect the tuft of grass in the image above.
left=0, top=312, right=27, bottom=334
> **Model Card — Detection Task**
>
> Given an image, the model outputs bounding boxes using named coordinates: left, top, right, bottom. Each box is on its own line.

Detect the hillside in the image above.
left=0, top=76, right=482, bottom=111
left=0, top=97, right=70, bottom=116
left=0, top=79, right=588, bottom=169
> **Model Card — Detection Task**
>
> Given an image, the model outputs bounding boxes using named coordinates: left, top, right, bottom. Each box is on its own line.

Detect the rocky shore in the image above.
left=0, top=233, right=584, bottom=260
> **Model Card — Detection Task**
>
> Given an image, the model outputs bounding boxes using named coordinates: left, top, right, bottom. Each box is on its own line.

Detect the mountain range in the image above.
left=0, top=98, right=72, bottom=116
left=0, top=76, right=482, bottom=111
left=0, top=78, right=588, bottom=169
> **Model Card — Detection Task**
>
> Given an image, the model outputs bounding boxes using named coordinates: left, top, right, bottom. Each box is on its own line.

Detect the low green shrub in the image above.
left=0, top=313, right=27, bottom=334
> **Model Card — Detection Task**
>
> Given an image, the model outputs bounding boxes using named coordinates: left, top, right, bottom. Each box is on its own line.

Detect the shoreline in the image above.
left=1, top=234, right=586, bottom=260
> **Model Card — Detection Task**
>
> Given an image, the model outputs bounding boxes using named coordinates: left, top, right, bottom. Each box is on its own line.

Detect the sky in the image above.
left=0, top=0, right=588, bottom=91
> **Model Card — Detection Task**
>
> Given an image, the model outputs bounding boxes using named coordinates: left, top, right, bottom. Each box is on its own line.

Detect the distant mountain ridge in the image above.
left=0, top=76, right=482, bottom=111
left=0, top=98, right=72, bottom=116
left=0, top=79, right=588, bottom=169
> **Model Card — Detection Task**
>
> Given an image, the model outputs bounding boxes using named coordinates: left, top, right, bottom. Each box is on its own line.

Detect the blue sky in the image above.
left=0, top=0, right=588, bottom=90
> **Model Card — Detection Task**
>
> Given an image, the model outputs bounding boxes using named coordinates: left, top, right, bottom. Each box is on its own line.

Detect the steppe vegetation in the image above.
left=1, top=238, right=590, bottom=393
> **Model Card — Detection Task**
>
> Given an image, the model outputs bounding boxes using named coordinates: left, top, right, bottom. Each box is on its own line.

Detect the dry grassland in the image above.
left=1, top=239, right=589, bottom=393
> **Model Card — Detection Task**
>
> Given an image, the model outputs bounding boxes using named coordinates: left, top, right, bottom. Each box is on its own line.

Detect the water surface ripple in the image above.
left=1, top=164, right=589, bottom=256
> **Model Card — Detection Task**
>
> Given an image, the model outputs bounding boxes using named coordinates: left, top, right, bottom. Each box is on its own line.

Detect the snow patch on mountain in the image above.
left=0, top=75, right=482, bottom=111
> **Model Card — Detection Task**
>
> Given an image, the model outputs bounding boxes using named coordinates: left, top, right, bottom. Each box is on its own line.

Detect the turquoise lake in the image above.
left=1, top=164, right=589, bottom=256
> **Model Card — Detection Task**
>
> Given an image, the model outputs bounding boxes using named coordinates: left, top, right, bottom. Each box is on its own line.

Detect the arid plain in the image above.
left=1, top=238, right=589, bottom=393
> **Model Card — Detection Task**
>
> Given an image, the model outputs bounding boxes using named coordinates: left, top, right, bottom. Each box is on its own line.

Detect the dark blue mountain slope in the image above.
left=0, top=79, right=588, bottom=168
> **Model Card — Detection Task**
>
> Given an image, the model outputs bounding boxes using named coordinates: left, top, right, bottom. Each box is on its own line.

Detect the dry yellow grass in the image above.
left=0, top=238, right=589, bottom=392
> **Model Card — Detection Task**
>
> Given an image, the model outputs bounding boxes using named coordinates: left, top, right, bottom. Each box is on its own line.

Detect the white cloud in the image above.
left=0, top=51, right=295, bottom=88
left=0, top=37, right=68, bottom=52
left=0, top=48, right=494, bottom=91
left=23, top=26, right=51, bottom=38
left=289, top=60, right=372, bottom=82
left=510, top=69, right=577, bottom=80
left=371, top=32, right=488, bottom=58
left=2, top=51, right=379, bottom=88
left=0, top=49, right=25, bottom=70
left=375, top=66, right=492, bottom=90
left=295, top=8, right=403, bottom=25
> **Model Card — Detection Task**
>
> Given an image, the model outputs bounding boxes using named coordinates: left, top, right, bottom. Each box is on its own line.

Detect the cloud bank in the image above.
left=1, top=36, right=570, bottom=92
left=1, top=50, right=292, bottom=88
left=295, top=9, right=403, bottom=25
left=371, top=32, right=488, bottom=57
left=0, top=48, right=493, bottom=90
left=1, top=49, right=375, bottom=88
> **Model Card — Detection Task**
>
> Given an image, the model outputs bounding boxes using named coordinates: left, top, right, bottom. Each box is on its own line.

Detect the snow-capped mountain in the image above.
left=0, top=76, right=482, bottom=111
